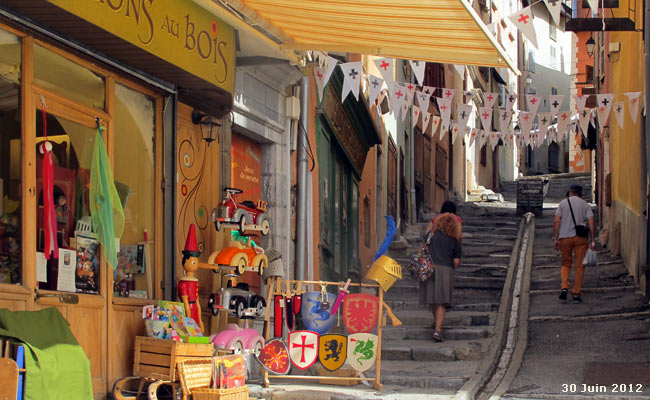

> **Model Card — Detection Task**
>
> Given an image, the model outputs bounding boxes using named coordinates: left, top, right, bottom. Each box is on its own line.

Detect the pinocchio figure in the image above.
left=178, top=224, right=205, bottom=333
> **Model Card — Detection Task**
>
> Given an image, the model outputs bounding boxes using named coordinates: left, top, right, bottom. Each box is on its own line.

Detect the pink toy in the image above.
left=209, top=321, right=264, bottom=356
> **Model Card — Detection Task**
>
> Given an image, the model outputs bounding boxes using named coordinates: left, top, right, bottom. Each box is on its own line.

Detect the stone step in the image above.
left=382, top=325, right=491, bottom=341
left=376, top=360, right=480, bottom=391
left=392, top=310, right=494, bottom=327
left=381, top=338, right=491, bottom=361
left=385, top=287, right=503, bottom=304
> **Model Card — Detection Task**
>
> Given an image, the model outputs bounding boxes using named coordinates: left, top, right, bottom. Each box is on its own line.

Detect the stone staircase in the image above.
left=376, top=212, right=521, bottom=395
left=499, top=173, right=592, bottom=204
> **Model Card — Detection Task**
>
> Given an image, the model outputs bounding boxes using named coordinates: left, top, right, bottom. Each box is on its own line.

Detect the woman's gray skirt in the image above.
left=419, top=264, right=455, bottom=306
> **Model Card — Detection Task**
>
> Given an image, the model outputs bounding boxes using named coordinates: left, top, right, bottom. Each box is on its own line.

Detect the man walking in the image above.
left=553, top=184, right=595, bottom=303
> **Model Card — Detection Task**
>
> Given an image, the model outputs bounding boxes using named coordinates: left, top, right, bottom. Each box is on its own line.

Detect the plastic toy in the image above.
left=207, top=240, right=267, bottom=276
left=208, top=280, right=266, bottom=319
left=212, top=187, right=270, bottom=235
left=209, top=321, right=265, bottom=355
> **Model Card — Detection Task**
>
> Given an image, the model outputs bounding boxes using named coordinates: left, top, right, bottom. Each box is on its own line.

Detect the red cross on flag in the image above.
left=525, top=94, right=542, bottom=114
left=489, top=131, right=500, bottom=150
left=479, top=107, right=493, bottom=131
left=367, top=74, right=384, bottom=105
left=442, top=88, right=456, bottom=101
left=451, top=122, right=462, bottom=145
left=436, top=97, right=452, bottom=130
left=574, top=94, right=590, bottom=111
left=289, top=331, right=319, bottom=370
left=339, top=61, right=363, bottom=102
left=518, top=111, right=535, bottom=136
left=549, top=94, right=565, bottom=117
left=391, top=84, right=406, bottom=115
left=484, top=92, right=498, bottom=109
left=508, top=6, right=538, bottom=49
left=613, top=101, right=625, bottom=129
left=625, top=92, right=641, bottom=123
left=404, top=82, right=416, bottom=106
left=374, top=58, right=394, bottom=92
left=429, top=115, right=441, bottom=138
left=577, top=108, right=593, bottom=135
left=542, top=0, right=562, bottom=26
left=469, top=128, right=479, bottom=147
left=556, top=111, right=572, bottom=141
left=313, top=55, right=338, bottom=102
left=409, top=60, right=426, bottom=86
left=412, top=105, right=421, bottom=129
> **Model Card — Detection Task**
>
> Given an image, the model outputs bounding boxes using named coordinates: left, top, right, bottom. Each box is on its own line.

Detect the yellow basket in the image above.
left=366, top=255, right=402, bottom=292
left=192, top=386, right=249, bottom=400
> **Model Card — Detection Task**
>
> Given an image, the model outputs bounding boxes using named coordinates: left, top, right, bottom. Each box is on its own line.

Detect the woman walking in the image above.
left=419, top=209, right=462, bottom=342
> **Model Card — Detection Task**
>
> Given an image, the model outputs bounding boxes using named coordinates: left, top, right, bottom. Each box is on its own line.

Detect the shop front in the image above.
left=0, top=0, right=235, bottom=396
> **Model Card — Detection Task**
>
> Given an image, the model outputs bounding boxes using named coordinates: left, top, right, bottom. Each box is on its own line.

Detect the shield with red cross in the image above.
left=288, top=330, right=319, bottom=370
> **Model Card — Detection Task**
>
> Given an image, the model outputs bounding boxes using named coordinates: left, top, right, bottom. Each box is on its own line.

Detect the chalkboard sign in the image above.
left=516, top=180, right=544, bottom=217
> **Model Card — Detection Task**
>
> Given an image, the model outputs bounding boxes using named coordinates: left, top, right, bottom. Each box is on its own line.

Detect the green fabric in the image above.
left=0, top=307, right=93, bottom=400
left=90, top=126, right=125, bottom=268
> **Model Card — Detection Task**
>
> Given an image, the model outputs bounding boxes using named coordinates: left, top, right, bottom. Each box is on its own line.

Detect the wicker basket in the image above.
left=192, top=386, right=249, bottom=400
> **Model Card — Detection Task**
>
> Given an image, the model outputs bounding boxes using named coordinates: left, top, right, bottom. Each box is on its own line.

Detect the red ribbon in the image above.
left=41, top=104, right=58, bottom=259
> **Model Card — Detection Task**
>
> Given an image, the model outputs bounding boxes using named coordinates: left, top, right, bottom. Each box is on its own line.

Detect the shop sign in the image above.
left=231, top=134, right=262, bottom=203
left=516, top=179, right=544, bottom=217
left=47, top=0, right=235, bottom=93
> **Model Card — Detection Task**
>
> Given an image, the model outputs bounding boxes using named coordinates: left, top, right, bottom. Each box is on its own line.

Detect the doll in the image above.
left=178, top=224, right=205, bottom=333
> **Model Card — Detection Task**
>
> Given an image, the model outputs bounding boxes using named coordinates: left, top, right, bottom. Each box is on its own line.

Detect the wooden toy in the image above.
left=178, top=224, right=205, bottom=333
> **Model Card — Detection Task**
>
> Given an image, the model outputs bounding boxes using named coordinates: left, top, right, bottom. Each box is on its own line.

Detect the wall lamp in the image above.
left=192, top=109, right=222, bottom=145
left=586, top=36, right=596, bottom=58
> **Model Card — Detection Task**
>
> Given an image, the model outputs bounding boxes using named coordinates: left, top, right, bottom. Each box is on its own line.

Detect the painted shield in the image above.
left=347, top=333, right=378, bottom=372
left=301, top=291, right=337, bottom=334
left=318, top=334, right=347, bottom=372
left=289, top=330, right=319, bottom=370
left=342, top=293, right=379, bottom=334
left=255, top=338, right=290, bottom=375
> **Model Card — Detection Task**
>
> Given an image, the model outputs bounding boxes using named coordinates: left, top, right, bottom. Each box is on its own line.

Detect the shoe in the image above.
left=433, top=331, right=444, bottom=342
left=573, top=294, right=582, bottom=304
left=559, top=289, right=568, bottom=300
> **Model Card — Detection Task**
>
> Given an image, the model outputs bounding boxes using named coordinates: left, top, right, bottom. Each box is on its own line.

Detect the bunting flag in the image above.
left=506, top=93, right=517, bottom=112
left=575, top=94, right=589, bottom=110
left=509, top=5, right=538, bottom=48
left=479, top=130, right=489, bottom=147
left=538, top=112, right=552, bottom=143
left=451, top=123, right=461, bottom=144
left=339, top=62, right=363, bottom=101
left=506, top=132, right=515, bottom=147
left=367, top=75, right=384, bottom=105
left=416, top=91, right=431, bottom=109
left=549, top=94, right=565, bottom=117
left=464, top=90, right=475, bottom=103
left=596, top=94, right=614, bottom=128
left=422, top=111, right=432, bottom=133
left=454, top=64, right=466, bottom=77
left=412, top=106, right=421, bottom=129
left=314, top=55, right=338, bottom=102
left=401, top=102, right=410, bottom=123
left=523, top=131, right=531, bottom=147
left=374, top=57, right=395, bottom=92
left=479, top=107, right=493, bottom=131
left=437, top=97, right=452, bottom=129
left=518, top=111, right=535, bottom=136
left=441, top=88, right=456, bottom=101
left=392, top=84, right=406, bottom=115
left=423, top=86, right=437, bottom=98
left=625, top=92, right=641, bottom=123
left=409, top=60, right=426, bottom=86
left=469, top=128, right=479, bottom=147
left=439, top=121, right=448, bottom=141
left=498, top=110, right=513, bottom=134
left=430, top=115, right=441, bottom=137
left=596, top=105, right=610, bottom=130
left=543, top=0, right=562, bottom=25
left=484, top=92, right=498, bottom=109
left=404, top=82, right=417, bottom=106
left=578, top=108, right=592, bottom=134
left=489, top=131, right=500, bottom=150
left=556, top=111, right=572, bottom=141
left=586, top=0, right=599, bottom=11
left=613, top=101, right=625, bottom=129
left=526, top=94, right=542, bottom=114
left=457, top=103, right=473, bottom=130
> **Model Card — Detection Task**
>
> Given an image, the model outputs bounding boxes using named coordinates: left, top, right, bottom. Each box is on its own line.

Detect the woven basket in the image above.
left=192, top=386, right=249, bottom=400
left=177, top=358, right=213, bottom=395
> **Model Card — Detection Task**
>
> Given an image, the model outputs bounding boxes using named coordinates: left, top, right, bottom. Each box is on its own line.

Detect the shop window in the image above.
left=113, top=83, right=156, bottom=298
left=0, top=28, right=21, bottom=284
left=34, top=43, right=105, bottom=111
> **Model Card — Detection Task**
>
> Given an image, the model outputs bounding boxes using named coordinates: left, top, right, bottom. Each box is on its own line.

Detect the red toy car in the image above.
left=212, top=188, right=270, bottom=235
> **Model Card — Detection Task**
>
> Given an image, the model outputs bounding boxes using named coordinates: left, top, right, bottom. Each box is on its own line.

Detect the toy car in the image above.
left=209, top=322, right=265, bottom=355
left=208, top=281, right=266, bottom=320
left=212, top=187, right=270, bottom=235
left=207, top=240, right=267, bottom=276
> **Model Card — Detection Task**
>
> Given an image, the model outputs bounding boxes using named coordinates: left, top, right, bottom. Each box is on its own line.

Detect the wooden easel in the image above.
left=261, top=278, right=385, bottom=391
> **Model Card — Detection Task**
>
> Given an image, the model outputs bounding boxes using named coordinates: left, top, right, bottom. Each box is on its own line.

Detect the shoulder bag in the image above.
left=567, top=198, right=589, bottom=238
left=407, top=231, right=435, bottom=282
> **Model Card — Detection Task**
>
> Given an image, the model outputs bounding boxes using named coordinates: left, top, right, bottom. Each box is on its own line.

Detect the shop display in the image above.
left=213, top=187, right=270, bottom=235
left=273, top=294, right=283, bottom=338
left=318, top=334, right=347, bottom=372
left=75, top=235, right=99, bottom=294
left=288, top=330, right=319, bottom=370
left=347, top=333, right=378, bottom=373
left=208, top=280, right=265, bottom=320
left=342, top=293, right=379, bottom=334
left=209, top=322, right=264, bottom=355
left=301, top=290, right=337, bottom=335
left=0, top=214, right=20, bottom=284
left=178, top=223, right=204, bottom=333
left=330, top=279, right=350, bottom=314
left=208, top=238, right=267, bottom=276
left=255, top=339, right=290, bottom=375
left=176, top=355, right=249, bottom=400
left=39, top=115, right=58, bottom=260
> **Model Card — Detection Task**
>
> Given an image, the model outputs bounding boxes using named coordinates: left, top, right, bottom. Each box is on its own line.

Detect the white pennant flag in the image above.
left=441, top=88, right=456, bottom=101
left=439, top=121, right=449, bottom=141
left=509, top=6, right=538, bottom=48
left=374, top=58, right=395, bottom=92
left=538, top=112, right=552, bottom=143
left=436, top=97, right=452, bottom=129
left=489, top=132, right=500, bottom=150
left=313, top=55, right=338, bottom=102
left=613, top=101, right=625, bottom=130
left=507, top=132, right=515, bottom=147
left=457, top=103, right=473, bottom=130
left=454, top=64, right=466, bottom=77
left=479, top=130, right=489, bottom=148
left=422, top=111, right=432, bottom=133
left=586, top=0, right=599, bottom=12
left=506, top=93, right=517, bottom=112
left=339, top=62, right=363, bottom=102
left=409, top=60, right=426, bottom=86
left=556, top=111, right=571, bottom=141
left=575, top=94, right=589, bottom=110
left=469, top=128, right=479, bottom=147
left=596, top=106, right=610, bottom=130
left=498, top=110, right=513, bottom=134
left=451, top=123, right=462, bottom=144
left=479, top=107, right=493, bottom=131
left=412, top=106, right=421, bottom=129
left=597, top=94, right=614, bottom=126
left=404, top=82, right=417, bottom=106
left=367, top=75, right=384, bottom=105
left=392, top=84, right=406, bottom=115
left=401, top=102, right=410, bottom=123
left=549, top=94, right=565, bottom=117
left=526, top=94, right=542, bottom=114
left=430, top=115, right=441, bottom=137
left=519, top=111, right=535, bottom=136
left=423, top=86, right=437, bottom=98
left=625, top=92, right=641, bottom=123
left=543, top=0, right=562, bottom=25
left=416, top=91, right=431, bottom=109
left=578, top=108, right=592, bottom=135
left=484, top=92, right=498, bottom=109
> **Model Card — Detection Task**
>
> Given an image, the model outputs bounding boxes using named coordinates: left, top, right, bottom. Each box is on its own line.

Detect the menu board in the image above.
left=516, top=180, right=544, bottom=217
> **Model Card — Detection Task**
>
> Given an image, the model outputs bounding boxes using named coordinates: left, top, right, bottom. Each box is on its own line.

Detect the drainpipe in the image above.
left=410, top=113, right=417, bottom=224
left=295, top=75, right=309, bottom=281
left=644, top=0, right=650, bottom=298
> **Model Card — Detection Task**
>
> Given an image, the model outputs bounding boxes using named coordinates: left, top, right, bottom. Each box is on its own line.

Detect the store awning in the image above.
left=220, top=0, right=519, bottom=74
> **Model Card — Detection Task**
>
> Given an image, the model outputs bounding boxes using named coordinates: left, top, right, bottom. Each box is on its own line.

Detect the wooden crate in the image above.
left=133, top=336, right=214, bottom=381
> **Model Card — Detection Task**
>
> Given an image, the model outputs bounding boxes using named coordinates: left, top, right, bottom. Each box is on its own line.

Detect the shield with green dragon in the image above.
left=318, top=334, right=347, bottom=372
left=347, top=333, right=378, bottom=372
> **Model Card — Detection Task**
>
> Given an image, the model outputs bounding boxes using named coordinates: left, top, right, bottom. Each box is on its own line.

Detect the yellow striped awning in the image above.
left=221, top=0, right=519, bottom=74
